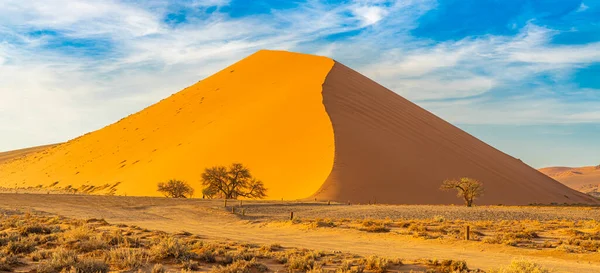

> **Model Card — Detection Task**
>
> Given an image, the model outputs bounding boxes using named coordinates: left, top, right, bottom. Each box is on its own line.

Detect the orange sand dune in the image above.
left=311, top=62, right=596, bottom=205
left=0, top=144, right=59, bottom=164
left=540, top=166, right=600, bottom=196
left=0, top=50, right=596, bottom=205
left=0, top=51, right=336, bottom=198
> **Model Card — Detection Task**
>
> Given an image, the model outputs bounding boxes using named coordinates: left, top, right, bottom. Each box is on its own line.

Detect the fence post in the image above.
left=465, top=226, right=470, bottom=241
left=290, top=212, right=294, bottom=220
left=224, top=199, right=227, bottom=208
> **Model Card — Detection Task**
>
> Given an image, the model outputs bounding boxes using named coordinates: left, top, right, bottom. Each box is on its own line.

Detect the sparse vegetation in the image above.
left=157, top=179, right=195, bottom=198
left=440, top=177, right=484, bottom=207
left=0, top=208, right=489, bottom=273
left=201, top=163, right=267, bottom=199
left=489, top=259, right=551, bottom=273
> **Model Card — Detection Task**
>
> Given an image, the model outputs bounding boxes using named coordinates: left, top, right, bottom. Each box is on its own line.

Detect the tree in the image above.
left=201, top=163, right=267, bottom=199
left=157, top=179, right=194, bottom=198
left=440, top=177, right=484, bottom=207
left=202, top=187, right=217, bottom=199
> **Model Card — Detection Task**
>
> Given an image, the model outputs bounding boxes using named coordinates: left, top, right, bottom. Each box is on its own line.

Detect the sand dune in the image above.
left=0, top=144, right=59, bottom=164
left=0, top=50, right=335, bottom=198
left=312, top=62, right=595, bottom=205
left=0, top=50, right=596, bottom=204
left=540, top=166, right=600, bottom=197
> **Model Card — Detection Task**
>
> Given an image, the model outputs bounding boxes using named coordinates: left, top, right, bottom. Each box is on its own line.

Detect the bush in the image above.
left=0, top=254, right=20, bottom=271
left=37, top=248, right=79, bottom=273
left=428, top=259, right=468, bottom=273
left=363, top=256, right=389, bottom=273
left=489, top=259, right=550, bottom=273
left=151, top=263, right=166, bottom=273
left=150, top=236, right=192, bottom=261
left=211, top=259, right=268, bottom=273
left=287, top=255, right=315, bottom=271
left=5, top=239, right=36, bottom=255
left=107, top=247, right=149, bottom=270
left=157, top=180, right=194, bottom=198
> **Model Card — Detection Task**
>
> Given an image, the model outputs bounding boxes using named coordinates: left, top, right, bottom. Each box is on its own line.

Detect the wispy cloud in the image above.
left=0, top=0, right=599, bottom=152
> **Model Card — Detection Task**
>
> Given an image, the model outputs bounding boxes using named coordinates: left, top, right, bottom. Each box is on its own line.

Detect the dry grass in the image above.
left=290, top=216, right=600, bottom=254
left=0, top=209, right=479, bottom=273
left=488, top=259, right=551, bottom=273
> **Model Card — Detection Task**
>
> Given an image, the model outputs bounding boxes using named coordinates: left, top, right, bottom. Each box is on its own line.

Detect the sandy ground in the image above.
left=1, top=193, right=599, bottom=272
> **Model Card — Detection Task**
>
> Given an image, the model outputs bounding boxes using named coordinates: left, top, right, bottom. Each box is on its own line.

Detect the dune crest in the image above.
left=0, top=50, right=596, bottom=204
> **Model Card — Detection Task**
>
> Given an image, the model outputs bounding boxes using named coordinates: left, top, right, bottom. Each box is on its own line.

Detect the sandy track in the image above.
left=1, top=193, right=599, bottom=272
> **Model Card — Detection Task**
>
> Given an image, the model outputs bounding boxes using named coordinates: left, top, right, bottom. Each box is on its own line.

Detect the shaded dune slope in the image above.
left=0, top=51, right=336, bottom=198
left=312, top=62, right=597, bottom=205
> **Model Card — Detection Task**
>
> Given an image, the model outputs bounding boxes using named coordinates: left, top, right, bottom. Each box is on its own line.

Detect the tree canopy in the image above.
left=201, top=163, right=267, bottom=199
left=440, top=177, right=484, bottom=207
left=157, top=179, right=194, bottom=198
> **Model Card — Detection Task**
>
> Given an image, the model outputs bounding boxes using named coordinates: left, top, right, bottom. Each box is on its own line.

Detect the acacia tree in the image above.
left=157, top=179, right=195, bottom=198
left=440, top=177, right=484, bottom=207
left=201, top=163, right=267, bottom=199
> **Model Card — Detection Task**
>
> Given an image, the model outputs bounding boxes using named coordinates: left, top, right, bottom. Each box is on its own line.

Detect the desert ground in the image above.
left=1, top=193, right=599, bottom=272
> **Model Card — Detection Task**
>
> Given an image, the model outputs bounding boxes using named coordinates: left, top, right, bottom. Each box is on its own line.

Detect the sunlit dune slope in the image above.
left=540, top=166, right=600, bottom=196
left=0, top=144, right=59, bottom=164
left=311, top=62, right=597, bottom=205
left=0, top=50, right=336, bottom=198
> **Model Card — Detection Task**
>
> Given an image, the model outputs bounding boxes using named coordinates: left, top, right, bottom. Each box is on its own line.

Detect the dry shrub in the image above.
left=211, top=258, right=268, bottom=273
left=72, top=259, right=110, bottom=273
left=489, top=259, right=550, bottom=273
left=107, top=247, right=149, bottom=270
left=36, top=248, right=108, bottom=273
left=62, top=226, right=95, bottom=242
left=287, top=255, right=316, bottom=271
left=5, top=239, right=36, bottom=255
left=362, top=256, right=389, bottom=273
left=0, top=254, right=21, bottom=271
left=151, top=263, right=166, bottom=273
left=19, top=224, right=54, bottom=236
left=150, top=236, right=192, bottom=261
left=30, top=249, right=52, bottom=261
left=428, top=259, right=468, bottom=273
left=359, top=220, right=390, bottom=233
left=311, top=219, right=337, bottom=228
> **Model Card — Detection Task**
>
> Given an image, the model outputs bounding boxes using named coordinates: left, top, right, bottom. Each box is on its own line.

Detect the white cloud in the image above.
left=577, top=2, right=589, bottom=12
left=351, top=5, right=389, bottom=26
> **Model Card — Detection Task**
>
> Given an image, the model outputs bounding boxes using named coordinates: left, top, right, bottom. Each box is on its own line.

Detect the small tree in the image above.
left=201, top=163, right=267, bottom=199
left=202, top=187, right=217, bottom=199
left=157, top=179, right=194, bottom=198
left=440, top=177, right=484, bottom=207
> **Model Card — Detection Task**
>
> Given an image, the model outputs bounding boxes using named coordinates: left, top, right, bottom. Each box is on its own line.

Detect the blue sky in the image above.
left=1, top=0, right=599, bottom=168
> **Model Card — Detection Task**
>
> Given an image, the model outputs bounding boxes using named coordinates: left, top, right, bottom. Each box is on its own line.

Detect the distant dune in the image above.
left=0, top=50, right=596, bottom=205
left=539, top=166, right=600, bottom=197
left=0, top=144, right=59, bottom=164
